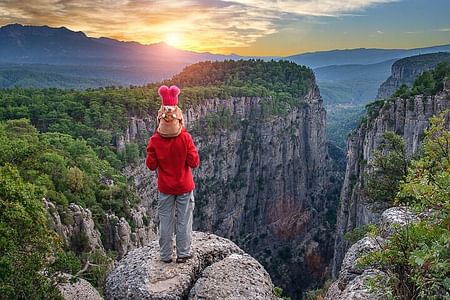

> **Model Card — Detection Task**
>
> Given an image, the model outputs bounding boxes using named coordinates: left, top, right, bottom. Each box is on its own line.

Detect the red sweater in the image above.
left=146, top=128, right=200, bottom=195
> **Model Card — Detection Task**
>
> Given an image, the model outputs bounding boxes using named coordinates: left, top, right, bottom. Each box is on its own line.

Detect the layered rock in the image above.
left=105, top=231, right=276, bottom=300
left=376, top=52, right=450, bottom=99
left=332, top=84, right=450, bottom=277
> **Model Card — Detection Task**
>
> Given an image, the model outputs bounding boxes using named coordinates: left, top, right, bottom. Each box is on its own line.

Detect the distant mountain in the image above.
left=1, top=23, right=449, bottom=90
left=287, top=45, right=450, bottom=69
left=0, top=24, right=238, bottom=65
left=0, top=24, right=242, bottom=86
left=314, top=59, right=394, bottom=104
left=377, top=52, right=450, bottom=99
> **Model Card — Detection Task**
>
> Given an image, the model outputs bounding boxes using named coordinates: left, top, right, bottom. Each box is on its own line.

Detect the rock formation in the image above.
left=376, top=52, right=450, bottom=99
left=326, top=207, right=416, bottom=300
left=332, top=80, right=450, bottom=277
left=105, top=231, right=276, bottom=300
left=116, top=89, right=338, bottom=296
left=58, top=274, right=103, bottom=300
left=45, top=200, right=104, bottom=253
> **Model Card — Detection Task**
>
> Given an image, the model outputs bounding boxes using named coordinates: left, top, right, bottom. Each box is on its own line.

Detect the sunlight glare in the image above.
left=166, top=33, right=180, bottom=47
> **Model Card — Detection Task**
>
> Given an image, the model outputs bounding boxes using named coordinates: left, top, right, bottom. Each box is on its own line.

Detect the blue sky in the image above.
left=0, top=0, right=449, bottom=55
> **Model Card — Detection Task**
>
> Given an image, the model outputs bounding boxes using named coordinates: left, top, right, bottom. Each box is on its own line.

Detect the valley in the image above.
left=1, top=24, right=450, bottom=300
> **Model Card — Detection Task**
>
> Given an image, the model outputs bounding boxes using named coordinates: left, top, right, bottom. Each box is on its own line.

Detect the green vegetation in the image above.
left=0, top=164, right=64, bottom=299
left=326, top=104, right=365, bottom=149
left=170, top=59, right=314, bottom=98
left=0, top=118, right=131, bottom=296
left=359, top=111, right=450, bottom=299
left=344, top=224, right=379, bottom=245
left=364, top=131, right=409, bottom=206
left=306, top=280, right=333, bottom=300
left=167, top=59, right=315, bottom=114
left=361, top=62, right=450, bottom=127
left=393, top=62, right=450, bottom=98
left=0, top=119, right=135, bottom=218
left=0, top=68, right=118, bottom=89
left=274, top=286, right=292, bottom=300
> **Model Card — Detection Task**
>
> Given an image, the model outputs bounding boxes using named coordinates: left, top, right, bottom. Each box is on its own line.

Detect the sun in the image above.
left=166, top=33, right=180, bottom=47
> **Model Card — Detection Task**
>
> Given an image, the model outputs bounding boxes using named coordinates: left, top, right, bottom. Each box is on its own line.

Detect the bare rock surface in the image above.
left=105, top=231, right=276, bottom=300
left=379, top=207, right=417, bottom=238
left=189, top=253, right=276, bottom=300
left=327, top=269, right=388, bottom=300
left=337, top=237, right=383, bottom=289
left=58, top=274, right=103, bottom=300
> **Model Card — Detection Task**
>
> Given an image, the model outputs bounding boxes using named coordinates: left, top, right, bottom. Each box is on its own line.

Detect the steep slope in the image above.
left=377, top=52, right=450, bottom=99
left=332, top=71, right=450, bottom=277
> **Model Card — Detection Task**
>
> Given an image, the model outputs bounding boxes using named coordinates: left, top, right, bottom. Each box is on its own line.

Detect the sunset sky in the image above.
left=0, top=0, right=449, bottom=56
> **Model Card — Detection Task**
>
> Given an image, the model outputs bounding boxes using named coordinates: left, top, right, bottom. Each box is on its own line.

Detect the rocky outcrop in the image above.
left=58, top=274, right=103, bottom=300
left=332, top=85, right=450, bottom=277
left=46, top=199, right=157, bottom=259
left=102, top=206, right=157, bottom=259
left=327, top=207, right=415, bottom=300
left=189, top=253, right=275, bottom=300
left=376, top=52, right=450, bottom=99
left=45, top=200, right=104, bottom=253
left=105, top=231, right=276, bottom=300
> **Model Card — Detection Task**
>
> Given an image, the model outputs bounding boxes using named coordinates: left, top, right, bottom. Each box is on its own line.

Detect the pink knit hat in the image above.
left=158, top=85, right=180, bottom=106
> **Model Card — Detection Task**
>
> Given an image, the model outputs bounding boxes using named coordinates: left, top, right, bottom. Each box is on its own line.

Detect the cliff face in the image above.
left=190, top=89, right=337, bottom=296
left=115, top=85, right=337, bottom=297
left=332, top=85, right=450, bottom=277
left=46, top=79, right=337, bottom=297
left=376, top=52, right=450, bottom=99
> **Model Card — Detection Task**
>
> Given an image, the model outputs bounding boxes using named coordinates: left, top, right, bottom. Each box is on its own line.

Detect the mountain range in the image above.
left=1, top=23, right=449, bottom=97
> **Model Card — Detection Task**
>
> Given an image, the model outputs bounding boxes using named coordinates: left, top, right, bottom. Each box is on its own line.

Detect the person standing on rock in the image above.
left=146, top=85, right=200, bottom=263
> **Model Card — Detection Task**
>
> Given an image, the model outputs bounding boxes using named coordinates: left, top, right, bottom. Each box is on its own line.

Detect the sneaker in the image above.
left=161, top=258, right=172, bottom=263
left=176, top=255, right=193, bottom=263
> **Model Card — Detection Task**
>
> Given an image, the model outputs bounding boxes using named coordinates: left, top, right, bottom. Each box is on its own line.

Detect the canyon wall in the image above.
left=376, top=52, right=450, bottom=99
left=332, top=81, right=450, bottom=277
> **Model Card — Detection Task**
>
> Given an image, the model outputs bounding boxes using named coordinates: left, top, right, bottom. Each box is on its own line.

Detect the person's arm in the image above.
left=146, top=137, right=158, bottom=170
left=186, top=133, right=200, bottom=168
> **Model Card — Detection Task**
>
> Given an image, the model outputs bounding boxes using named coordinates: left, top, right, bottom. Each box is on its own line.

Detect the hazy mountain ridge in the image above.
left=287, top=44, right=450, bottom=69
left=1, top=24, right=449, bottom=88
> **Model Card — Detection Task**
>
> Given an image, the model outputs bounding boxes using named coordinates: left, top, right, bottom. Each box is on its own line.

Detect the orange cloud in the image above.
left=0, top=0, right=405, bottom=54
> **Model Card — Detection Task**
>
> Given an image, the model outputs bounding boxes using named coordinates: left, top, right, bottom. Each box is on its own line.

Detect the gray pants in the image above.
left=158, top=191, right=195, bottom=260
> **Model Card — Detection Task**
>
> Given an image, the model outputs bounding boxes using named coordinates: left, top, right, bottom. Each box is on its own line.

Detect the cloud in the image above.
left=221, top=0, right=400, bottom=17
left=437, top=28, right=450, bottom=32
left=0, top=0, right=400, bottom=52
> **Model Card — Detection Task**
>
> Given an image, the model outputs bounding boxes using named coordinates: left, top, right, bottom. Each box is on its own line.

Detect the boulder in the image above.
left=379, top=207, right=417, bottom=238
left=105, top=231, right=277, bottom=300
left=189, top=253, right=275, bottom=300
left=58, top=274, right=102, bottom=300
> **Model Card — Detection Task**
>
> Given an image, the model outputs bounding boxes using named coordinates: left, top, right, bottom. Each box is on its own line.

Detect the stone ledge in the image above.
left=105, top=231, right=276, bottom=300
